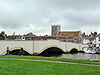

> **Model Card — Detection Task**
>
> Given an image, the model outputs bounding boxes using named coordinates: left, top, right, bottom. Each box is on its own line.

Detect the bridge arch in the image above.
left=9, top=47, right=31, bottom=55
left=39, top=46, right=64, bottom=55
left=70, top=48, right=78, bottom=54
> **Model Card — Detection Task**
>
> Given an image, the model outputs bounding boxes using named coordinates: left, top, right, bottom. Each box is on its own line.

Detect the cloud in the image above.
left=0, top=0, right=100, bottom=35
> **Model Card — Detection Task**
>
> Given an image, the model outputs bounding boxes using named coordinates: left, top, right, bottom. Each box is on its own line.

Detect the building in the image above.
left=58, top=31, right=82, bottom=43
left=82, top=33, right=90, bottom=44
left=23, top=32, right=36, bottom=40
left=93, top=34, right=100, bottom=47
left=7, top=32, right=65, bottom=41
left=51, top=24, right=61, bottom=36
left=7, top=35, right=25, bottom=40
left=7, top=32, right=36, bottom=40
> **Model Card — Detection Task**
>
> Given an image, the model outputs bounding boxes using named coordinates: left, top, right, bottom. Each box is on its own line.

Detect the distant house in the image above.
left=82, top=39, right=90, bottom=45
left=23, top=32, right=36, bottom=40
left=7, top=32, right=74, bottom=41
left=94, top=34, right=100, bottom=47
left=58, top=31, right=82, bottom=43
left=7, top=35, right=25, bottom=40
left=82, top=33, right=90, bottom=44
left=23, top=32, right=66, bottom=40
left=7, top=32, right=35, bottom=40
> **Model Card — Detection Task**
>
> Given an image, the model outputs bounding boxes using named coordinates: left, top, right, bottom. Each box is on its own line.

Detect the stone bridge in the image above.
left=0, top=40, right=87, bottom=55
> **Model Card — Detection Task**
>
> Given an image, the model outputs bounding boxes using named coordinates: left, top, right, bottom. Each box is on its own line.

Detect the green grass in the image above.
left=0, top=55, right=100, bottom=65
left=0, top=59, right=100, bottom=75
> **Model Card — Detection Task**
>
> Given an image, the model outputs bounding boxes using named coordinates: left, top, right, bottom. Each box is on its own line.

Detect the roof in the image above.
left=58, top=31, right=81, bottom=40
left=24, top=32, right=35, bottom=37
left=4, top=38, right=8, bottom=40
left=59, top=31, right=80, bottom=34
left=97, top=33, right=100, bottom=37
left=59, top=31, right=80, bottom=36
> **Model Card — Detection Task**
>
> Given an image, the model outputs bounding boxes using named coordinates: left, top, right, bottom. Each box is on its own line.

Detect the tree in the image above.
left=94, top=32, right=97, bottom=37
left=0, top=33, right=5, bottom=40
left=1, top=31, right=5, bottom=35
left=0, top=31, right=6, bottom=40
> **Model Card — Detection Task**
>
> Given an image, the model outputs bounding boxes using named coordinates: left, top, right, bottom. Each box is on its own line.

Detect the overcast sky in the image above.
left=0, top=0, right=100, bottom=35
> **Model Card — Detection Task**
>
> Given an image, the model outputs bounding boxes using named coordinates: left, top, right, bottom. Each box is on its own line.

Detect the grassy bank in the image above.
left=0, top=59, right=100, bottom=75
left=0, top=55, right=100, bottom=65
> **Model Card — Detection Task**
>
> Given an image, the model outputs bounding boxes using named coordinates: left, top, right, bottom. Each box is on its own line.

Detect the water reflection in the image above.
left=40, top=54, right=62, bottom=57
left=52, top=53, right=100, bottom=60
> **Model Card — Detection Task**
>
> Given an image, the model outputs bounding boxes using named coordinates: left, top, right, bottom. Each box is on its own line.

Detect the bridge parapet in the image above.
left=0, top=40, right=88, bottom=55
left=34, top=39, right=66, bottom=54
left=0, top=40, right=33, bottom=55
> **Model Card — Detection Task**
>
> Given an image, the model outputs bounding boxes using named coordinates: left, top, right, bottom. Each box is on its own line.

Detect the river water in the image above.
left=50, top=53, right=100, bottom=60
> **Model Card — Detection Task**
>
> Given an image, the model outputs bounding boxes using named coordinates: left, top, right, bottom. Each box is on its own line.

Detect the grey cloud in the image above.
left=0, top=0, right=100, bottom=35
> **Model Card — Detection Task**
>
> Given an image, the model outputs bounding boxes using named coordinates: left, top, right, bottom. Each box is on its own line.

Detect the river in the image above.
left=45, top=53, right=100, bottom=60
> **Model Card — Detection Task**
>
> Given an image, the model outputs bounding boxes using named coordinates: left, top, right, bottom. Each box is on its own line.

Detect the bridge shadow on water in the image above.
left=39, top=47, right=64, bottom=57
left=9, top=49, right=31, bottom=56
left=69, top=48, right=78, bottom=54
left=9, top=48, right=80, bottom=57
left=39, top=48, right=79, bottom=57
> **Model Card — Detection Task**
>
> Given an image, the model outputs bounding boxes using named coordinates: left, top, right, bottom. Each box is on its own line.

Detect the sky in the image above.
left=0, top=0, right=100, bottom=35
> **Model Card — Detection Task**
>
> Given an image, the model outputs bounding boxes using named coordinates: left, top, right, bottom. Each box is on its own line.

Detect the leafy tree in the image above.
left=0, top=31, right=6, bottom=40
left=0, top=33, right=5, bottom=40
left=1, top=31, right=5, bottom=35
left=94, top=32, right=97, bottom=37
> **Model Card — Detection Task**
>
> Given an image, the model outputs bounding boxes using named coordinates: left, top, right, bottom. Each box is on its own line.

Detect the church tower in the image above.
left=51, top=24, right=61, bottom=36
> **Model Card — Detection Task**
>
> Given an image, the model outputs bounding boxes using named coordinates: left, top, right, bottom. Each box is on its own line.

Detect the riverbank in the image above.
left=0, top=58, right=100, bottom=75
left=0, top=55, right=100, bottom=65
